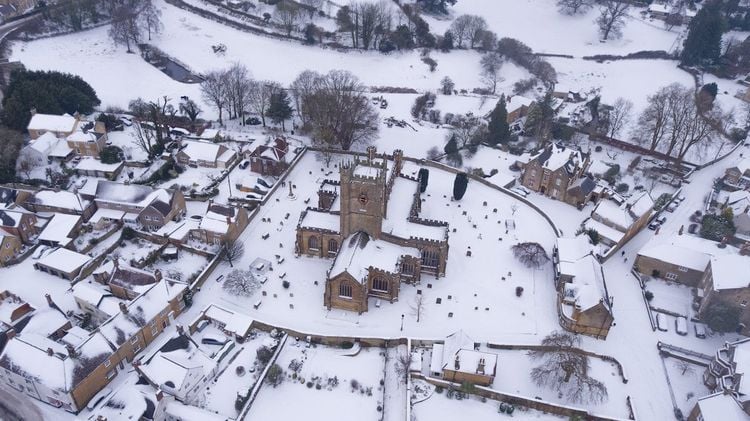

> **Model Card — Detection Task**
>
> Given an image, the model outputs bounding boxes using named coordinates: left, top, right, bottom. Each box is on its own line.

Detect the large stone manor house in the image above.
left=296, top=148, right=450, bottom=313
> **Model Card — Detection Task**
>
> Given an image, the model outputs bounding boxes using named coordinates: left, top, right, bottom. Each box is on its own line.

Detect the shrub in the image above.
left=435, top=386, right=444, bottom=394
left=700, top=211, right=736, bottom=242
left=350, top=379, right=359, bottom=391
left=282, top=280, right=290, bottom=289
left=256, top=346, right=273, bottom=365
left=615, top=183, right=629, bottom=193
left=703, top=303, right=741, bottom=332
left=100, top=145, right=123, bottom=164
left=653, top=193, right=672, bottom=211
left=307, top=381, right=314, bottom=388
left=595, top=145, right=603, bottom=152
left=418, top=168, right=429, bottom=193
left=644, top=291, right=654, bottom=301
left=421, top=57, right=438, bottom=72
left=266, top=364, right=284, bottom=387
left=315, top=383, right=322, bottom=390
left=515, top=286, right=524, bottom=297
left=602, top=164, right=620, bottom=185
left=121, top=226, right=136, bottom=241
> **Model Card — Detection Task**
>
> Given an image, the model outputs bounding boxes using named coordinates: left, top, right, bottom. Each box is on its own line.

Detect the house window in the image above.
left=555, top=178, right=561, bottom=187
left=130, top=336, right=139, bottom=345
left=151, top=326, right=158, bottom=336
left=339, top=283, right=352, bottom=298
left=530, top=169, right=537, bottom=177
left=665, top=272, right=678, bottom=281
left=104, top=359, right=111, bottom=368
left=328, top=239, right=338, bottom=254
left=372, top=276, right=389, bottom=293
left=678, top=266, right=688, bottom=272
left=421, top=250, right=439, bottom=268
left=106, top=369, right=117, bottom=380
left=308, top=236, right=319, bottom=250
left=401, top=262, right=414, bottom=275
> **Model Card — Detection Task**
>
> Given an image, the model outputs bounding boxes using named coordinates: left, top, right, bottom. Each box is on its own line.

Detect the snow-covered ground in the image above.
left=412, top=390, right=565, bottom=421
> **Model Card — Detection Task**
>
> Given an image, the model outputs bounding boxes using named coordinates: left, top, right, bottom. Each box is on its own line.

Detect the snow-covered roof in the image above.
left=442, top=330, right=474, bottom=367
left=164, top=401, right=228, bottom=421
left=180, top=140, right=224, bottom=162
left=0, top=293, right=31, bottom=326
left=556, top=236, right=592, bottom=264
left=36, top=247, right=90, bottom=274
left=89, top=208, right=125, bottom=224
left=74, top=157, right=122, bottom=172
left=38, top=213, right=80, bottom=246
left=695, top=392, right=747, bottom=421
left=95, top=181, right=172, bottom=208
left=299, top=209, right=339, bottom=232
left=22, top=309, right=69, bottom=337
left=27, top=113, right=77, bottom=133
left=648, top=3, right=669, bottom=13
left=72, top=282, right=121, bottom=316
left=382, top=177, right=448, bottom=242
left=329, top=232, right=419, bottom=282
left=140, top=334, right=216, bottom=394
left=202, top=304, right=253, bottom=337
left=637, top=235, right=734, bottom=272
left=709, top=255, right=750, bottom=291
left=93, top=385, right=156, bottom=421
left=32, top=189, right=90, bottom=212
left=66, top=128, right=98, bottom=143
left=0, top=209, right=23, bottom=228
left=529, top=143, right=583, bottom=174
left=197, top=203, right=239, bottom=235
left=26, top=132, right=72, bottom=157
left=562, top=255, right=608, bottom=311
left=506, top=95, right=534, bottom=114
left=627, top=192, right=654, bottom=218
left=592, top=200, right=635, bottom=231
left=584, top=219, right=625, bottom=244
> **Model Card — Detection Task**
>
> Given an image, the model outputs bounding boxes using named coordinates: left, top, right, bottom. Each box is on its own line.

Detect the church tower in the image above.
left=339, top=147, right=387, bottom=239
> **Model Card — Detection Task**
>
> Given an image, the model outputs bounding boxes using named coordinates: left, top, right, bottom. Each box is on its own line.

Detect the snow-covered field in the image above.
left=412, top=390, right=565, bottom=421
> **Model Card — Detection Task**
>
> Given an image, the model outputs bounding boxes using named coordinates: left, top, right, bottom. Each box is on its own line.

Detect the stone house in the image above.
left=430, top=331, right=497, bottom=387
left=247, top=137, right=290, bottom=176
left=0, top=209, right=37, bottom=244
left=26, top=112, right=80, bottom=140
left=33, top=247, right=91, bottom=280
left=65, top=121, right=108, bottom=157
left=0, top=231, right=22, bottom=267
left=296, top=148, right=449, bottom=313
left=175, top=140, right=237, bottom=168
left=505, top=95, right=534, bottom=123
left=553, top=237, right=613, bottom=339
left=189, top=304, right=253, bottom=340
left=584, top=191, right=654, bottom=251
left=724, top=158, right=750, bottom=189
left=189, top=202, right=249, bottom=245
left=93, top=181, right=186, bottom=231
left=519, top=143, right=590, bottom=205
left=701, top=338, right=750, bottom=417
left=71, top=281, right=122, bottom=326
left=698, top=253, right=750, bottom=335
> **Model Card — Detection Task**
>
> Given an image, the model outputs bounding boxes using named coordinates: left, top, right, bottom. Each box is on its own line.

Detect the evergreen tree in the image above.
left=267, top=90, right=294, bottom=131
left=680, top=1, right=726, bottom=65
left=487, top=95, right=510, bottom=145
left=0, top=127, right=23, bottom=183
left=453, top=172, right=468, bottom=200
left=418, top=168, right=429, bottom=192
left=390, top=24, right=415, bottom=50
left=439, top=30, right=454, bottom=52
left=444, top=133, right=459, bottom=154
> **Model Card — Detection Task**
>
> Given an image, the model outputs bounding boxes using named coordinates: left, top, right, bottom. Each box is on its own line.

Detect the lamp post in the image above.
left=400, top=314, right=404, bottom=332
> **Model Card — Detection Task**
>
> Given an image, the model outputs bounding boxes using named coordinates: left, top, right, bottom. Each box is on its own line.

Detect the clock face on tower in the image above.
left=359, top=191, right=369, bottom=206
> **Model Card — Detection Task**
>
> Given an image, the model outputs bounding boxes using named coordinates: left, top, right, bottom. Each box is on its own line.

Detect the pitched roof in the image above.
left=329, top=232, right=419, bottom=282
left=709, top=254, right=750, bottom=291
left=27, top=113, right=77, bottom=133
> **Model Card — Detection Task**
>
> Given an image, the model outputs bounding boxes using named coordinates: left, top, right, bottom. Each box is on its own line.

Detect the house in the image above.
left=73, top=157, right=124, bottom=180
left=553, top=237, right=613, bottom=339
left=634, top=235, right=736, bottom=287
left=647, top=3, right=670, bottom=19
left=0, top=290, right=34, bottom=352
left=26, top=112, right=80, bottom=140
left=697, top=253, right=750, bottom=335
left=701, top=338, right=750, bottom=416
left=429, top=331, right=497, bottom=387
left=136, top=332, right=219, bottom=404
left=519, top=143, right=591, bottom=205
left=18, top=132, right=74, bottom=164
left=189, top=202, right=249, bottom=245
left=37, top=213, right=82, bottom=248
left=33, top=247, right=91, bottom=280
left=0, top=327, right=117, bottom=413
left=0, top=209, right=37, bottom=244
left=93, top=260, right=163, bottom=300
left=0, top=231, right=22, bottom=266
left=688, top=392, right=748, bottom=421
left=724, top=158, right=750, bottom=189
left=23, top=189, right=95, bottom=220
left=722, top=190, right=750, bottom=240
left=72, top=281, right=122, bottom=326
left=0, top=187, right=31, bottom=210
left=190, top=304, right=253, bottom=340
left=93, top=181, right=186, bottom=231
left=247, top=137, right=290, bottom=176
left=505, top=95, right=534, bottom=123
left=97, top=278, right=187, bottom=364
left=175, top=140, right=237, bottom=168
left=65, top=121, right=107, bottom=157
left=584, top=191, right=654, bottom=252
left=296, top=148, right=449, bottom=314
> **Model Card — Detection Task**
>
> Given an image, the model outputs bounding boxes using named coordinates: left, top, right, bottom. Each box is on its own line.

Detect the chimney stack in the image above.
left=46, top=348, right=54, bottom=356
left=154, top=269, right=162, bottom=281
left=454, top=354, right=460, bottom=370
left=155, top=389, right=164, bottom=402
left=119, top=301, right=128, bottom=314
left=44, top=293, right=54, bottom=307
left=65, top=344, right=77, bottom=358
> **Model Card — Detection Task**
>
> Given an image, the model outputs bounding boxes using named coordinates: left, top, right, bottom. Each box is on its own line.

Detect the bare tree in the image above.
left=16, top=151, right=39, bottom=179
left=557, top=0, right=591, bottom=15
left=596, top=1, right=630, bottom=41
left=276, top=0, right=301, bottom=36
left=511, top=242, right=550, bottom=268
left=466, top=15, right=488, bottom=49
left=299, top=0, right=323, bottom=20
left=673, top=360, right=696, bottom=376
left=139, top=0, right=162, bottom=41
left=529, top=332, right=609, bottom=404
left=131, top=121, right=158, bottom=158
left=410, top=294, right=426, bottom=323
left=393, top=351, right=413, bottom=385
left=304, top=70, right=378, bottom=150
left=225, top=63, right=253, bottom=123
left=222, top=269, right=259, bottom=296
left=606, top=97, right=633, bottom=140
left=200, top=70, right=229, bottom=125
left=221, top=239, right=245, bottom=268
left=449, top=14, right=471, bottom=48
left=290, top=69, right=322, bottom=126
left=480, top=52, right=504, bottom=95
left=179, top=98, right=202, bottom=124
left=248, top=80, right=281, bottom=127
left=634, top=84, right=675, bottom=152
left=109, top=3, right=141, bottom=53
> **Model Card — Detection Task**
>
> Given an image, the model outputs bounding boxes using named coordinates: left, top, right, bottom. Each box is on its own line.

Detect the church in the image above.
left=295, top=147, right=450, bottom=313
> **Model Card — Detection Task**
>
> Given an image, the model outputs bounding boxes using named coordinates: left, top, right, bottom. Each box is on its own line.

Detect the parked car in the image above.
left=511, top=187, right=529, bottom=197
left=694, top=323, right=707, bottom=339
left=239, top=160, right=250, bottom=170
left=656, top=313, right=668, bottom=332
left=666, top=202, right=679, bottom=212
left=201, top=336, right=228, bottom=346
left=655, top=215, right=667, bottom=224
left=675, top=317, right=688, bottom=336
left=245, top=117, right=261, bottom=125
left=119, top=116, right=133, bottom=126
left=648, top=221, right=661, bottom=231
